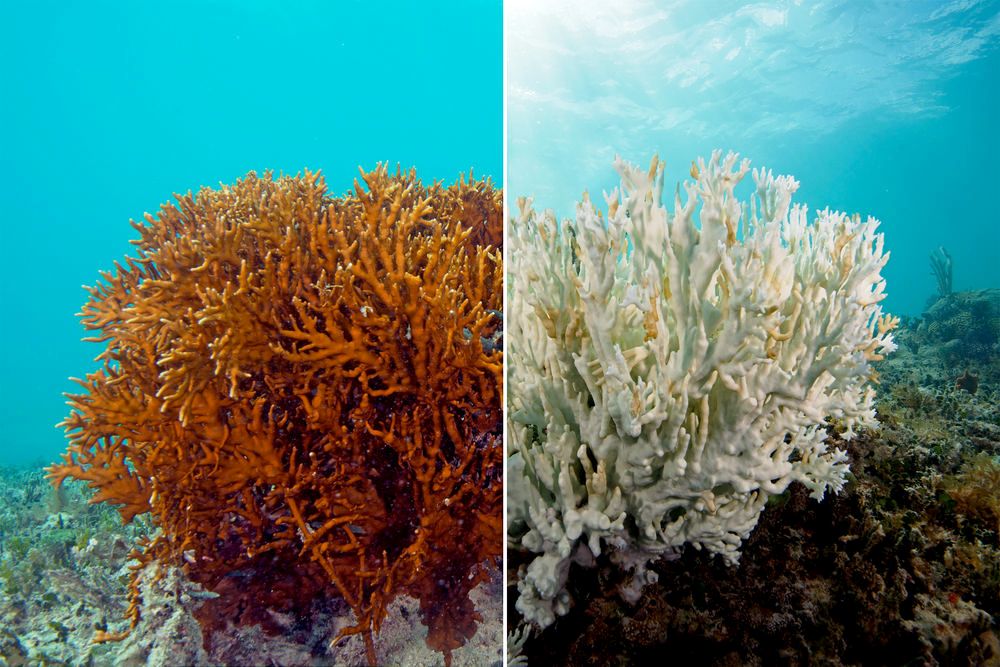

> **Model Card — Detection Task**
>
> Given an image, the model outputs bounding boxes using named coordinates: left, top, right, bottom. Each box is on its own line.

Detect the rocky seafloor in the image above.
left=509, top=289, right=1000, bottom=666
left=0, top=470, right=502, bottom=667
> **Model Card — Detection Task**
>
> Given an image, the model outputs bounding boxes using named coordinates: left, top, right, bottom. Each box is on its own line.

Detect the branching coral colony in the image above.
left=508, top=151, right=898, bottom=628
left=47, top=165, right=503, bottom=666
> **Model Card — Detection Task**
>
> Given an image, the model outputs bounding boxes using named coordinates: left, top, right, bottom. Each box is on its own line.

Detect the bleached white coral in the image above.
left=507, top=151, right=897, bottom=628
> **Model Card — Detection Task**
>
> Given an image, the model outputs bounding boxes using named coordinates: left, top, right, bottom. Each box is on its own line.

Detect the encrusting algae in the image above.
left=46, top=165, right=503, bottom=666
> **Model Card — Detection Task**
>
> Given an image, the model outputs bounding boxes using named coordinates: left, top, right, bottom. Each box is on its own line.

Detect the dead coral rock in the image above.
left=47, top=165, right=503, bottom=666
left=903, top=592, right=996, bottom=663
left=115, top=563, right=217, bottom=667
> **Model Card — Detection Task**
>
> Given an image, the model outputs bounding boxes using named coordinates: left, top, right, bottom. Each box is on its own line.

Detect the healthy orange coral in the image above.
left=47, top=165, right=503, bottom=666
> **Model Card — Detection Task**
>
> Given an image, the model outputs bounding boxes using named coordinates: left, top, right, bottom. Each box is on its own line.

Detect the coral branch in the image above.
left=508, top=151, right=895, bottom=628
left=47, top=165, right=502, bottom=665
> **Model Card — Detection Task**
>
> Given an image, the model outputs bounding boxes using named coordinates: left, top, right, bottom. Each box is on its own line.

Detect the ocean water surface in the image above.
left=508, top=0, right=1000, bottom=317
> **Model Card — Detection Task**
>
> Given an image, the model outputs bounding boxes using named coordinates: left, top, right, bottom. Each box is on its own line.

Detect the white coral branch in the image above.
left=508, top=151, right=896, bottom=628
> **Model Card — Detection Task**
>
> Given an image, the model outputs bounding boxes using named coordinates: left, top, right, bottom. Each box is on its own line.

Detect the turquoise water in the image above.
left=2, top=1, right=996, bottom=470
left=0, top=1, right=501, bottom=467
left=508, top=0, right=1000, bottom=317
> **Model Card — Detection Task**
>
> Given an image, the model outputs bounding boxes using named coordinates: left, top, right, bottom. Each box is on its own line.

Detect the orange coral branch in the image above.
left=46, top=165, right=502, bottom=665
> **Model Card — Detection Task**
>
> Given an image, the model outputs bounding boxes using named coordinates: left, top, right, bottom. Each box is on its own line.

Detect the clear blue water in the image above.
left=508, top=0, right=1000, bottom=316
left=0, top=1, right=501, bottom=467
left=2, top=1, right=997, bottom=469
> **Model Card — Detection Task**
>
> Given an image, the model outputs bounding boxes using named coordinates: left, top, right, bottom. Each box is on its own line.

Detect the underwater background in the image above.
left=508, top=0, right=1000, bottom=316
left=506, top=3, right=1000, bottom=665
left=0, top=0, right=502, bottom=469
left=0, top=3, right=503, bottom=665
